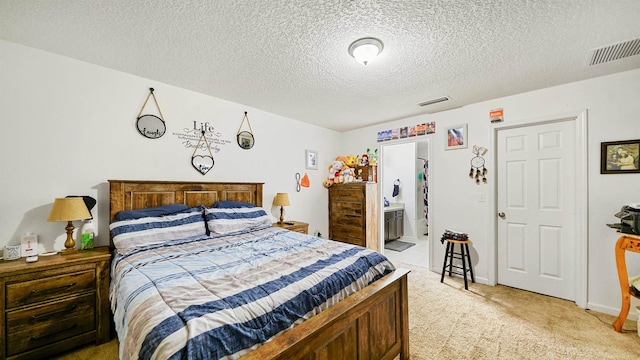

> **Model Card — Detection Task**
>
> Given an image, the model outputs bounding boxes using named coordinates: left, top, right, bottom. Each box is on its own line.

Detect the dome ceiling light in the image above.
left=348, top=37, right=384, bottom=65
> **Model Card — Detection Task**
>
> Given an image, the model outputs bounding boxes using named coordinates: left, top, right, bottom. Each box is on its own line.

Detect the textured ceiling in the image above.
left=1, top=1, right=640, bottom=132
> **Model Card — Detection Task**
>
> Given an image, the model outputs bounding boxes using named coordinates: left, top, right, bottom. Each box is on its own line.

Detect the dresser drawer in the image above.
left=330, top=225, right=364, bottom=245
left=6, top=270, right=96, bottom=308
left=7, top=308, right=95, bottom=356
left=330, top=188, right=364, bottom=202
left=330, top=213, right=364, bottom=227
left=330, top=201, right=364, bottom=216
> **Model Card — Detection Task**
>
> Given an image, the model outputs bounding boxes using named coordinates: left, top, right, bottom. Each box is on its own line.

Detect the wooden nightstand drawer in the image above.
left=6, top=270, right=95, bottom=308
left=7, top=293, right=95, bottom=334
left=7, top=310, right=95, bottom=356
left=272, top=221, right=309, bottom=234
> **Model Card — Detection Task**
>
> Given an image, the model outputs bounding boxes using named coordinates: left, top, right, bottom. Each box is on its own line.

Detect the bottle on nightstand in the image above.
left=80, top=220, right=95, bottom=250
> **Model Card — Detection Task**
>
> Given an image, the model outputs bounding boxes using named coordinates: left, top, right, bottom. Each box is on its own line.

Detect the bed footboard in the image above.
left=242, top=268, right=410, bottom=360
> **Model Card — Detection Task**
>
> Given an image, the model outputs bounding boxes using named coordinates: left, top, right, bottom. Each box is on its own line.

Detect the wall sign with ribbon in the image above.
left=191, top=130, right=214, bottom=175
left=136, top=87, right=166, bottom=139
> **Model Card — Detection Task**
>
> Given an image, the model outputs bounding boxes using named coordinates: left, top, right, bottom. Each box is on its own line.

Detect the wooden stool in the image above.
left=440, top=239, right=475, bottom=290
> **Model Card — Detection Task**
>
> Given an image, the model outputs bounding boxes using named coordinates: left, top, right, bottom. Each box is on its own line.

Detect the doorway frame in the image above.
left=378, top=138, right=434, bottom=268
left=488, top=109, right=588, bottom=307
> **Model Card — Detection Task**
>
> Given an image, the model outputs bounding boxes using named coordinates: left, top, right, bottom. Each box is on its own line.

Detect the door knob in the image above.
left=498, top=212, right=506, bottom=219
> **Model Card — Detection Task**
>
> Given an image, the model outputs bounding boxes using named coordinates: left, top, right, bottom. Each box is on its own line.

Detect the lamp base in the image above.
left=60, top=248, right=78, bottom=255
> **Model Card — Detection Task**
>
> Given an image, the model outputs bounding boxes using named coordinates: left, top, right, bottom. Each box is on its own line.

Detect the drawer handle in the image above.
left=30, top=304, right=77, bottom=323
left=29, top=282, right=77, bottom=297
left=31, top=323, right=77, bottom=341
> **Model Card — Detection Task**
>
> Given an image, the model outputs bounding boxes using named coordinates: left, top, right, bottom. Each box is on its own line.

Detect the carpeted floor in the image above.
left=55, top=262, right=640, bottom=359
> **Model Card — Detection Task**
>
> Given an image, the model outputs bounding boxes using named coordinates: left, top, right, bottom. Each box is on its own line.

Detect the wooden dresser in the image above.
left=328, top=182, right=379, bottom=251
left=0, top=247, right=111, bottom=360
left=272, top=221, right=309, bottom=234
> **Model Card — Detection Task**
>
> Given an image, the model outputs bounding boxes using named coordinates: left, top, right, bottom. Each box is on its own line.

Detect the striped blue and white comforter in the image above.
left=110, top=226, right=395, bottom=360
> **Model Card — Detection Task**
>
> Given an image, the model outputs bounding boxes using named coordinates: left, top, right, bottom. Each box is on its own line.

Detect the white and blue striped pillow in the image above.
left=204, top=206, right=272, bottom=234
left=110, top=206, right=206, bottom=251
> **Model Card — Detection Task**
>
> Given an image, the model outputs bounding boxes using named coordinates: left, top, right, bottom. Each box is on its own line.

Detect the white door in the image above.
left=497, top=120, right=576, bottom=300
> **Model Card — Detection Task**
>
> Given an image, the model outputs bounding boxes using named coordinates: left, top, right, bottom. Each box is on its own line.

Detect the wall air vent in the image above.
left=589, top=38, right=640, bottom=66
left=418, top=96, right=449, bottom=107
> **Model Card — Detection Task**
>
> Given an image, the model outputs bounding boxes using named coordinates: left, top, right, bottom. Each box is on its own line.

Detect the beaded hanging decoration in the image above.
left=469, top=145, right=488, bottom=184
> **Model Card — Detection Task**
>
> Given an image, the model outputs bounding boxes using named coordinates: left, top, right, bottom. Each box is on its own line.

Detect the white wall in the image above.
left=0, top=40, right=339, bottom=251
left=340, top=68, right=640, bottom=316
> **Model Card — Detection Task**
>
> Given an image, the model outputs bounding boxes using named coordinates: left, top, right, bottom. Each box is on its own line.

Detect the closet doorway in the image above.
left=379, top=139, right=431, bottom=268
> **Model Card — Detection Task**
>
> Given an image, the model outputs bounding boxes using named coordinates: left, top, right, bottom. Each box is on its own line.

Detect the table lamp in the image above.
left=47, top=197, right=92, bottom=254
left=273, top=193, right=290, bottom=224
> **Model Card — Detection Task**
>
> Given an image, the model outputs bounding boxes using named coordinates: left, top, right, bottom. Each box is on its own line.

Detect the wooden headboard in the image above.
left=108, top=180, right=264, bottom=221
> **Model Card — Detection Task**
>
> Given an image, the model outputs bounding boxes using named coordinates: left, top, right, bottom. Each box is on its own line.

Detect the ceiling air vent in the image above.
left=418, top=96, right=449, bottom=107
left=589, top=38, right=640, bottom=66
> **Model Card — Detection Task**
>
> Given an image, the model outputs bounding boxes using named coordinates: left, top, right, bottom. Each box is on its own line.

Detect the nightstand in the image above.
left=273, top=221, right=309, bottom=234
left=0, top=247, right=111, bottom=360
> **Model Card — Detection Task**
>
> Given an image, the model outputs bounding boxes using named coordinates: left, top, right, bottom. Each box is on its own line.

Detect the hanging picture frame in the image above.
left=445, top=124, right=468, bottom=150
left=191, top=131, right=214, bottom=175
left=136, top=87, right=166, bottom=139
left=236, top=111, right=255, bottom=149
left=600, top=139, right=640, bottom=174
left=305, top=149, right=318, bottom=170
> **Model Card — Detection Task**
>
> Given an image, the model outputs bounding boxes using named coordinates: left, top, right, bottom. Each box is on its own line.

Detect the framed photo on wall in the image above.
left=601, top=139, right=640, bottom=174
left=305, top=149, right=318, bottom=170
left=445, top=124, right=468, bottom=150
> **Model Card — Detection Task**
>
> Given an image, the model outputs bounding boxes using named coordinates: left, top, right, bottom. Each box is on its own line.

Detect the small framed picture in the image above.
left=305, top=149, right=318, bottom=170
left=445, top=124, right=467, bottom=150
left=601, top=139, right=640, bottom=174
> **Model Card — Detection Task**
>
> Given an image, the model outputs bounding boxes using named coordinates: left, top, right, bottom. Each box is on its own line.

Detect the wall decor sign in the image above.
left=191, top=130, right=214, bottom=175
left=136, top=87, right=166, bottom=139
left=172, top=121, right=232, bottom=152
left=490, top=108, right=504, bottom=123
left=601, top=139, right=640, bottom=174
left=236, top=111, right=255, bottom=150
left=445, top=124, right=468, bottom=150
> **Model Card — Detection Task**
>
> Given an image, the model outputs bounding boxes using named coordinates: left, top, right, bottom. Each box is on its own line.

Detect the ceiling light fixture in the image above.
left=348, top=37, right=384, bottom=65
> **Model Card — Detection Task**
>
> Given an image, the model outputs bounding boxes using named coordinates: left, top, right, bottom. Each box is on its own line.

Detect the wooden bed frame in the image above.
left=108, top=179, right=410, bottom=360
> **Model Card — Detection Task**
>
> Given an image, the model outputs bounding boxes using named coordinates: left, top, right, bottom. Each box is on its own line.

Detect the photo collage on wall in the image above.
left=377, top=121, right=436, bottom=142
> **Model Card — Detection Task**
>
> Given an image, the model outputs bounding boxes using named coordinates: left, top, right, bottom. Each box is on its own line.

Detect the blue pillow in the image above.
left=114, top=204, right=190, bottom=221
left=211, top=201, right=256, bottom=209
left=204, top=207, right=271, bottom=234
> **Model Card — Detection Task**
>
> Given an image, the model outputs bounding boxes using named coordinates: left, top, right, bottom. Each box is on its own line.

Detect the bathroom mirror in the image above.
left=136, top=114, right=166, bottom=139
left=237, top=131, right=255, bottom=150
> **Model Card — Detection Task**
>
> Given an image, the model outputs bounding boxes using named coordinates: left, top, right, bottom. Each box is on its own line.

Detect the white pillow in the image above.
left=204, top=207, right=271, bottom=234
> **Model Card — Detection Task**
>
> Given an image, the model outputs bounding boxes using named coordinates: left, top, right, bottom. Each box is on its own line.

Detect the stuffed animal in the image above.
left=322, top=179, right=333, bottom=188
left=328, top=160, right=344, bottom=181
left=345, top=155, right=358, bottom=168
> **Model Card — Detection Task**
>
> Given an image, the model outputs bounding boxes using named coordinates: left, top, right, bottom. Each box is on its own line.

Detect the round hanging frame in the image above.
left=236, top=111, right=255, bottom=149
left=136, top=88, right=166, bottom=139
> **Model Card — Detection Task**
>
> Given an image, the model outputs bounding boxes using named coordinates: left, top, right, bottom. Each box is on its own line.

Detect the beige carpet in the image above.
left=55, top=263, right=640, bottom=359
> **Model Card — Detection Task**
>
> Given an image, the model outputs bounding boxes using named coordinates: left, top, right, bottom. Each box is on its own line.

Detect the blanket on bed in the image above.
left=110, top=226, right=395, bottom=360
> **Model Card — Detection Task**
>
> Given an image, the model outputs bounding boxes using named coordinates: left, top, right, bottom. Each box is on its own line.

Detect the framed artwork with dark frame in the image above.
left=305, top=149, right=318, bottom=170
left=601, top=139, right=640, bottom=174
left=445, top=124, right=468, bottom=150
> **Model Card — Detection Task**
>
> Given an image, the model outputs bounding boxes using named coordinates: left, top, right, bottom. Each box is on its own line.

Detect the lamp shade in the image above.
left=47, top=197, right=91, bottom=222
left=273, top=193, right=290, bottom=207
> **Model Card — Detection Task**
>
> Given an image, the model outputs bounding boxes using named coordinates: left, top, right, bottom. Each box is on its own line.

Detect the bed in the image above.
left=108, top=179, right=409, bottom=360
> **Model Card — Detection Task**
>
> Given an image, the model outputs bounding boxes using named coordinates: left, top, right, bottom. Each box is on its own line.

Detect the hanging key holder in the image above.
left=191, top=130, right=215, bottom=175
left=136, top=88, right=166, bottom=139
left=236, top=111, right=255, bottom=150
